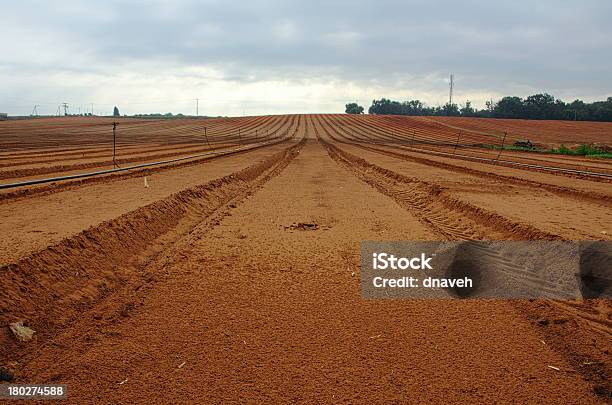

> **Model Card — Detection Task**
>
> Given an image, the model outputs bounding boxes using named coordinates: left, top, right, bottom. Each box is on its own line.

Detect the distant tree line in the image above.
left=132, top=112, right=186, bottom=118
left=129, top=113, right=226, bottom=119
left=363, top=94, right=612, bottom=122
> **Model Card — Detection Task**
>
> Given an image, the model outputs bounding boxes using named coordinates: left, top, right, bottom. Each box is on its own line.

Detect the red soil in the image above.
left=0, top=114, right=609, bottom=403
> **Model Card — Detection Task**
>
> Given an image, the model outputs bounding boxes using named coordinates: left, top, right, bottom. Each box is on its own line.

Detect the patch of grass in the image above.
left=555, top=144, right=574, bottom=155
left=484, top=143, right=612, bottom=159
left=497, top=145, right=548, bottom=153
left=553, top=144, right=612, bottom=158
left=575, top=144, right=610, bottom=156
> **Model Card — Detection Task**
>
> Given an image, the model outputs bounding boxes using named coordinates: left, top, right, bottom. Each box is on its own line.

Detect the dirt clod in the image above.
left=537, top=318, right=550, bottom=326
left=285, top=222, right=319, bottom=231
left=9, top=321, right=35, bottom=342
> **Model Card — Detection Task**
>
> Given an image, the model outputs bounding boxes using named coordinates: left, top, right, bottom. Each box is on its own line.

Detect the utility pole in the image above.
left=112, top=122, right=118, bottom=168
left=195, top=98, right=199, bottom=117
left=31, top=105, right=39, bottom=116
left=91, top=103, right=94, bottom=115
left=449, top=74, right=454, bottom=105
left=62, top=102, right=69, bottom=116
left=453, top=131, right=461, bottom=154
left=496, top=132, right=507, bottom=161
left=203, top=126, right=211, bottom=147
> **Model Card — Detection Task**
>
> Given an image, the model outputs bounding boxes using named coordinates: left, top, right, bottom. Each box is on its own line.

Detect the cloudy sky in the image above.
left=1, top=0, right=611, bottom=116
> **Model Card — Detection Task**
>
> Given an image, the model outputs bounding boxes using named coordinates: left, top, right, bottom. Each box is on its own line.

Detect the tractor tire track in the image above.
left=320, top=137, right=561, bottom=241
left=357, top=144, right=612, bottom=208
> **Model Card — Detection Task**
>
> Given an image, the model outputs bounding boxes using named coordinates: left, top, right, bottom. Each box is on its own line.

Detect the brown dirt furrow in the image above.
left=427, top=116, right=612, bottom=146
left=0, top=144, right=237, bottom=180
left=325, top=114, right=612, bottom=181
left=321, top=139, right=561, bottom=241
left=358, top=144, right=612, bottom=208
left=0, top=115, right=275, bottom=153
left=334, top=143, right=610, bottom=241
left=0, top=134, right=295, bottom=204
left=0, top=142, right=298, bottom=267
left=0, top=138, right=305, bottom=366
left=0, top=115, right=294, bottom=178
left=389, top=144, right=612, bottom=183
left=0, top=143, right=208, bottom=167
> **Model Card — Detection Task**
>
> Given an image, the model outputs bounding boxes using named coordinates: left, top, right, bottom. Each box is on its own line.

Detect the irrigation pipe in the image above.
left=0, top=137, right=289, bottom=190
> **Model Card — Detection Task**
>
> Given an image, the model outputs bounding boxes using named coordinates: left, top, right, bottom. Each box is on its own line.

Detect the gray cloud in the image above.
left=1, top=0, right=611, bottom=115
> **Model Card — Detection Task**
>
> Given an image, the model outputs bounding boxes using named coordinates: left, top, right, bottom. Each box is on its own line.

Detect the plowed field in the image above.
left=1, top=114, right=610, bottom=403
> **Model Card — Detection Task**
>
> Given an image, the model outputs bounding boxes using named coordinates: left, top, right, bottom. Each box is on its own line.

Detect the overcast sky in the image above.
left=1, top=0, right=611, bottom=116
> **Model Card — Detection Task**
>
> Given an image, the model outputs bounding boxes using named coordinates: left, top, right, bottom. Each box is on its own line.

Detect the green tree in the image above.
left=442, top=103, right=460, bottom=116
left=494, top=96, right=524, bottom=118
left=113, top=106, right=120, bottom=117
left=345, top=103, right=364, bottom=114
left=460, top=101, right=475, bottom=116
left=523, top=93, right=556, bottom=119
